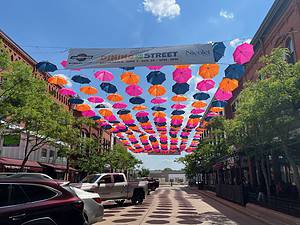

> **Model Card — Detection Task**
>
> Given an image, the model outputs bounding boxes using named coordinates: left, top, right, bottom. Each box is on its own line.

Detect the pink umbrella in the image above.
left=60, top=60, right=81, bottom=71
left=233, top=43, right=254, bottom=65
left=196, top=79, right=215, bottom=91
left=151, top=97, right=167, bottom=104
left=105, top=115, right=117, bottom=121
left=59, top=88, right=76, bottom=96
left=154, top=117, right=167, bottom=123
left=136, top=111, right=149, bottom=117
left=147, top=65, right=163, bottom=70
left=123, top=119, right=135, bottom=124
left=191, top=108, right=205, bottom=114
left=181, top=132, right=189, bottom=136
left=171, top=104, right=186, bottom=110
left=87, top=96, right=104, bottom=104
left=81, top=110, right=96, bottom=117
left=126, top=85, right=143, bottom=96
left=172, top=68, right=192, bottom=83
left=215, top=89, right=233, bottom=101
left=113, top=102, right=128, bottom=109
left=171, top=119, right=183, bottom=125
left=94, top=70, right=114, bottom=81
left=207, top=112, right=219, bottom=117
left=116, top=125, right=126, bottom=130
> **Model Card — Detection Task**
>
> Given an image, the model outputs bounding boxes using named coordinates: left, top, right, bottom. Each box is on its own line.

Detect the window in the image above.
left=286, top=37, right=296, bottom=64
left=113, top=174, right=125, bottom=183
left=9, top=184, right=30, bottom=206
left=49, top=150, right=55, bottom=158
left=0, top=184, right=9, bottom=207
left=41, top=149, right=47, bottom=158
left=21, top=184, right=57, bottom=202
left=99, top=175, right=112, bottom=184
left=3, top=134, right=21, bottom=147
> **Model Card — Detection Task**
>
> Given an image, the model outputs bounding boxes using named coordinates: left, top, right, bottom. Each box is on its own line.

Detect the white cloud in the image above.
left=219, top=9, right=234, bottom=20
left=230, top=38, right=252, bottom=48
left=143, top=0, right=181, bottom=22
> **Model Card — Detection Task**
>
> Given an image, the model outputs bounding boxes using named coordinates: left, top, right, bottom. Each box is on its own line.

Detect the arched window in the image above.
left=285, top=37, right=296, bottom=64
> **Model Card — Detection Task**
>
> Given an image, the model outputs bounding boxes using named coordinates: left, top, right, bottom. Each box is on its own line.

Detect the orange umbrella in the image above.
left=192, top=101, right=207, bottom=108
left=198, top=64, right=220, bottom=79
left=48, top=75, right=67, bottom=85
left=133, top=105, right=148, bottom=110
left=107, top=93, right=123, bottom=102
left=171, top=95, right=188, bottom=102
left=148, top=85, right=166, bottom=97
left=127, top=134, right=135, bottom=139
left=210, top=107, right=224, bottom=113
left=121, top=72, right=140, bottom=85
left=99, top=109, right=113, bottom=117
left=153, top=112, right=166, bottom=118
left=119, top=114, right=132, bottom=120
left=219, top=78, right=239, bottom=92
left=171, top=115, right=184, bottom=120
left=80, top=86, right=98, bottom=95
left=174, top=65, right=190, bottom=69
left=75, top=104, right=91, bottom=111
left=140, top=122, right=151, bottom=126
left=95, top=118, right=105, bottom=123
left=140, top=135, right=148, bottom=141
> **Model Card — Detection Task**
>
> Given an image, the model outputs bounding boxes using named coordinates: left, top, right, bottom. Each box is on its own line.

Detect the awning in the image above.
left=0, top=157, right=43, bottom=172
left=39, top=162, right=76, bottom=173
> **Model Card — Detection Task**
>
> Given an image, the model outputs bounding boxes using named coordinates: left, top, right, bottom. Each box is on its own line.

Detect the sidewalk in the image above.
left=189, top=187, right=300, bottom=225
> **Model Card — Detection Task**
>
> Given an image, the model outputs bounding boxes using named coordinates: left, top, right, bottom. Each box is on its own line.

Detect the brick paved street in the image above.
left=96, top=186, right=267, bottom=225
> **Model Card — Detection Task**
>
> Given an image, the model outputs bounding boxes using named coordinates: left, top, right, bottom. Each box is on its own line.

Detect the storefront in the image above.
left=39, top=162, right=78, bottom=181
left=0, top=157, right=43, bottom=172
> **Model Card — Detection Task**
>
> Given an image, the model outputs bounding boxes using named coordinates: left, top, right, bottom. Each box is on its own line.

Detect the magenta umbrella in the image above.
left=191, top=108, right=205, bottom=114
left=233, top=43, right=254, bottom=65
left=124, top=120, right=135, bottom=125
left=196, top=79, right=215, bottom=91
left=172, top=68, right=192, bottom=83
left=59, top=88, right=76, bottom=96
left=215, top=89, right=233, bottom=101
left=151, top=97, right=167, bottom=104
left=126, top=85, right=143, bottom=96
left=105, top=115, right=117, bottom=121
left=171, top=119, right=183, bottom=125
left=113, top=102, right=128, bottom=109
left=136, top=111, right=149, bottom=117
left=60, top=60, right=81, bottom=71
left=207, top=112, right=219, bottom=117
left=147, top=65, right=163, bottom=70
left=94, top=70, right=114, bottom=81
left=171, top=104, right=186, bottom=110
left=154, top=117, right=167, bottom=123
left=87, top=96, right=104, bottom=104
left=81, top=110, right=96, bottom=117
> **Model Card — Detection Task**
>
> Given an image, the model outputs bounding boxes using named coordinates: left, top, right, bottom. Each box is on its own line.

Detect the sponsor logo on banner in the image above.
left=67, top=44, right=215, bottom=69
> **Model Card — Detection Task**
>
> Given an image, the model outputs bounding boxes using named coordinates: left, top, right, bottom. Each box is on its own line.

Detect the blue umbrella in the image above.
left=213, top=42, right=226, bottom=62
left=95, top=104, right=107, bottom=108
left=131, top=141, right=139, bottom=144
left=149, top=136, right=157, bottom=142
left=68, top=98, right=84, bottom=104
left=170, top=134, right=177, bottom=138
left=155, top=122, right=167, bottom=126
left=211, top=100, right=227, bottom=108
left=90, top=116, right=102, bottom=120
left=71, top=75, right=91, bottom=84
left=225, top=64, right=245, bottom=80
left=189, top=115, right=202, bottom=119
left=171, top=110, right=185, bottom=115
left=152, top=106, right=166, bottom=111
left=129, top=97, right=145, bottom=105
left=193, top=93, right=210, bottom=100
left=147, top=71, right=166, bottom=85
left=36, top=61, right=58, bottom=72
left=137, top=117, right=149, bottom=123
left=100, top=83, right=117, bottom=93
left=172, top=83, right=190, bottom=95
left=120, top=67, right=135, bottom=71
left=127, top=124, right=136, bottom=127
left=102, top=125, right=112, bottom=130
left=117, top=109, right=131, bottom=115
left=110, top=120, right=120, bottom=124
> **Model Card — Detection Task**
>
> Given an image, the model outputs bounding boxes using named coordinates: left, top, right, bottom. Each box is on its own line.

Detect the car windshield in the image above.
left=81, top=174, right=101, bottom=183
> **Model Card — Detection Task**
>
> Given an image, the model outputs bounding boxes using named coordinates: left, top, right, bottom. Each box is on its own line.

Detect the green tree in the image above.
left=138, top=167, right=150, bottom=177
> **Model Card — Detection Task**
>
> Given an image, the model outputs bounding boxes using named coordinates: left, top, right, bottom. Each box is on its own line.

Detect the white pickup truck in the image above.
left=73, top=173, right=148, bottom=205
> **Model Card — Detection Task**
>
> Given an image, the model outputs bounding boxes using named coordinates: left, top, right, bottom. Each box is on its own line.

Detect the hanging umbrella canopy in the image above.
left=171, top=104, right=186, bottom=110
left=147, top=65, right=163, bottom=70
left=191, top=108, right=205, bottom=114
left=215, top=89, right=233, bottom=101
left=48, top=75, right=67, bottom=86
left=233, top=43, right=254, bottom=65
left=87, top=96, right=104, bottom=104
left=219, top=78, right=239, bottom=92
left=171, top=95, right=188, bottom=102
left=172, top=68, right=192, bottom=83
left=117, top=109, right=131, bottom=115
left=82, top=110, right=96, bottom=117
left=198, top=64, right=220, bottom=79
left=107, top=93, right=123, bottom=102
left=225, top=64, right=245, bottom=80
left=133, top=105, right=147, bottom=110
left=171, top=110, right=185, bottom=115
left=196, top=80, right=215, bottom=92
left=148, top=85, right=166, bottom=96
left=36, top=61, right=57, bottom=72
left=192, top=101, right=207, bottom=108
left=126, top=85, right=143, bottom=96
left=152, top=106, right=166, bottom=111
left=151, top=97, right=167, bottom=104
left=113, top=102, right=127, bottom=109
left=172, top=83, right=190, bottom=95
left=213, top=42, right=226, bottom=62
left=95, top=104, right=107, bottom=108
left=59, top=88, right=76, bottom=96
left=94, top=70, right=114, bottom=81
left=69, top=98, right=84, bottom=104
left=80, top=86, right=98, bottom=95
left=121, top=71, right=140, bottom=85
left=99, top=109, right=113, bottom=117
left=147, top=71, right=166, bottom=85
left=100, top=83, right=118, bottom=93
left=193, top=92, right=210, bottom=100
left=129, top=97, right=145, bottom=105
left=76, top=104, right=91, bottom=112
left=71, top=75, right=91, bottom=84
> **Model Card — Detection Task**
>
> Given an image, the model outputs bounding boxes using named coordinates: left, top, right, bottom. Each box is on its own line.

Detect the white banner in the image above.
left=66, top=43, right=215, bottom=69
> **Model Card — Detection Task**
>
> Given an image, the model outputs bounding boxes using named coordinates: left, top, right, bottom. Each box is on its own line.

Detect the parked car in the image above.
left=145, top=177, right=160, bottom=192
left=63, top=185, right=104, bottom=225
left=0, top=178, right=87, bottom=225
left=73, top=173, right=148, bottom=205
left=0, top=172, right=53, bottom=180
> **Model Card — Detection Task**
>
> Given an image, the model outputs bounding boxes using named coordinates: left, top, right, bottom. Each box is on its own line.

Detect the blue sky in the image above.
left=1, top=0, right=274, bottom=170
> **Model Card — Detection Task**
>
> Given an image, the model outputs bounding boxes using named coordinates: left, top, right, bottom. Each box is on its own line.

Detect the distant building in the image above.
left=149, top=170, right=187, bottom=184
